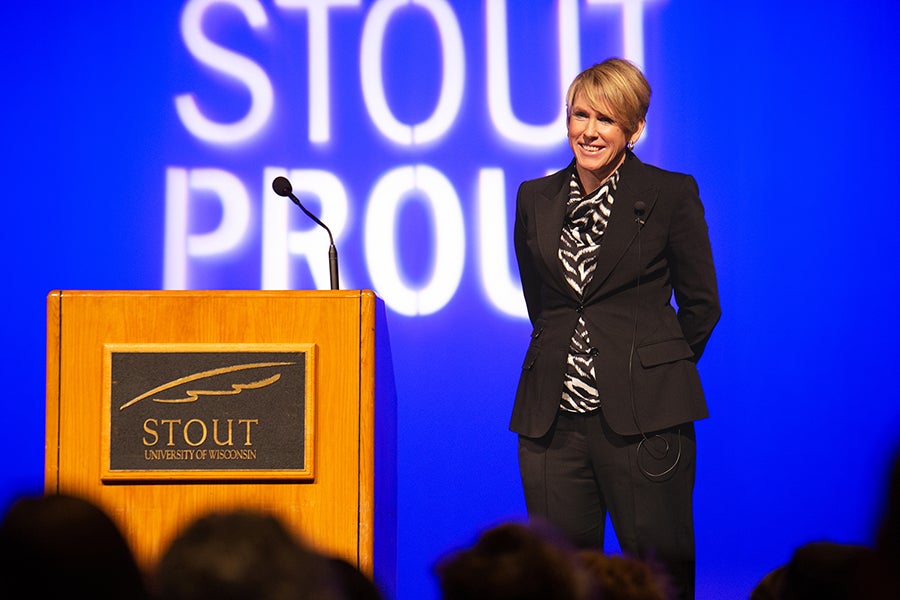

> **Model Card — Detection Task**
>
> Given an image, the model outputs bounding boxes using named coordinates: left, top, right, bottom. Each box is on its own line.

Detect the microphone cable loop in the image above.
left=627, top=202, right=682, bottom=481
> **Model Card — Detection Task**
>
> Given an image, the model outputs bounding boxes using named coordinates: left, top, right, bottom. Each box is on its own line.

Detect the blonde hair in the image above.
left=566, top=58, right=651, bottom=138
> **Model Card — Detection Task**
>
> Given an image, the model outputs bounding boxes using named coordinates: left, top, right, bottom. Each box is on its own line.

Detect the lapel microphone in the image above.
left=633, top=200, right=646, bottom=226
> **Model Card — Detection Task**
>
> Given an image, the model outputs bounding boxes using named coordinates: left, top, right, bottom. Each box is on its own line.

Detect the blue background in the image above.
left=3, top=1, right=900, bottom=598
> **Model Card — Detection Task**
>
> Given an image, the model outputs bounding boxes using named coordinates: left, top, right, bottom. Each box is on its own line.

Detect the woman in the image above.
left=512, top=58, right=720, bottom=600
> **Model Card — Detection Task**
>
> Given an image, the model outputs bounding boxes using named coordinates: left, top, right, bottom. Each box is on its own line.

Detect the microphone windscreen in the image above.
left=272, top=176, right=293, bottom=197
left=633, top=200, right=646, bottom=215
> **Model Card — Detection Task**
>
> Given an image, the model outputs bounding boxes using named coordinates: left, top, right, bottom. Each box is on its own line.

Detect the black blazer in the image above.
left=511, top=152, right=721, bottom=438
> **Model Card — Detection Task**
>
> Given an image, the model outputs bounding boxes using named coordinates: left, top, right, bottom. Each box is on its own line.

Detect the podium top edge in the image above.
left=48, top=290, right=378, bottom=299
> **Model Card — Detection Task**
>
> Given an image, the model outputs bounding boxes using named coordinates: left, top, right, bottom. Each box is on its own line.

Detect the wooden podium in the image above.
left=45, top=289, right=396, bottom=594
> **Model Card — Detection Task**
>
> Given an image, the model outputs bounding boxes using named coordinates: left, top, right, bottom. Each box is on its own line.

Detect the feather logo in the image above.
left=118, top=362, right=295, bottom=410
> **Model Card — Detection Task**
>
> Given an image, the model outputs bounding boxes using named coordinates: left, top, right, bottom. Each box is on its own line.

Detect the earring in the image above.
left=627, top=141, right=636, bottom=150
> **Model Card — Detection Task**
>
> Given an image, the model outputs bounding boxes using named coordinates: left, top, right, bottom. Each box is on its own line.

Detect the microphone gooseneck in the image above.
left=272, top=176, right=340, bottom=290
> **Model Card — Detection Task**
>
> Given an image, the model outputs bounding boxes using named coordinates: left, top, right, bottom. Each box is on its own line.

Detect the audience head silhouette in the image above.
left=0, top=492, right=147, bottom=599
left=577, top=549, right=673, bottom=600
left=328, top=555, right=385, bottom=600
left=876, top=441, right=900, bottom=565
left=434, top=519, right=598, bottom=600
left=750, top=441, right=900, bottom=599
left=151, top=508, right=345, bottom=600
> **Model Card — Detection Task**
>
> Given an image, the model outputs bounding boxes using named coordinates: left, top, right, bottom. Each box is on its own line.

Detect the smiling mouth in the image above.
left=580, top=143, right=604, bottom=152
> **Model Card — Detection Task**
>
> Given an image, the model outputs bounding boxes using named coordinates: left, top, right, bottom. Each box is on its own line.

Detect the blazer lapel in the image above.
left=585, top=153, right=658, bottom=296
left=534, top=163, right=575, bottom=290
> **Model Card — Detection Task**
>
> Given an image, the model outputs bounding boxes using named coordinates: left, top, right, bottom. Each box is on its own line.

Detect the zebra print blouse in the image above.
left=557, top=169, right=619, bottom=413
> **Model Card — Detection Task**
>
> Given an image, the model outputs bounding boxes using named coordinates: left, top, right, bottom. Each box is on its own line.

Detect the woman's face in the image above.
left=567, top=91, right=641, bottom=191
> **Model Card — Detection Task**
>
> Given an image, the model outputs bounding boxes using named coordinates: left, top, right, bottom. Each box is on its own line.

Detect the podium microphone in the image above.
left=272, top=176, right=340, bottom=290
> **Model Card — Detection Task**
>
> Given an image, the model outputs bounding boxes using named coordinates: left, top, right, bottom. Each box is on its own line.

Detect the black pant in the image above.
left=518, top=409, right=697, bottom=600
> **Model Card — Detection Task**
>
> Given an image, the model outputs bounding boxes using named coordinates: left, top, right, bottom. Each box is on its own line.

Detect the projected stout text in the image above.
left=164, top=0, right=651, bottom=316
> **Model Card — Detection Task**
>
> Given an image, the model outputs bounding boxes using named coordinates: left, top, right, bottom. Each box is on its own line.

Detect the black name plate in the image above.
left=101, top=344, right=316, bottom=481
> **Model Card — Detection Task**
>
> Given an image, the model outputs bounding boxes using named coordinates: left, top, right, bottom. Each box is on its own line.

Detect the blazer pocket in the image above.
left=636, top=339, right=694, bottom=367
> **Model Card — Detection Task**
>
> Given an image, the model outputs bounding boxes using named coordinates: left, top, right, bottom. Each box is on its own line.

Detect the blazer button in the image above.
left=589, top=347, right=599, bottom=357
left=576, top=304, right=584, bottom=314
